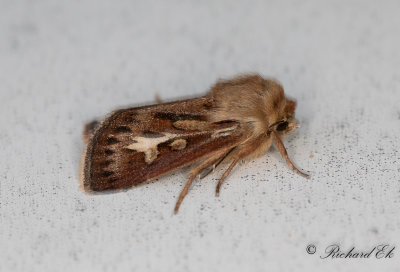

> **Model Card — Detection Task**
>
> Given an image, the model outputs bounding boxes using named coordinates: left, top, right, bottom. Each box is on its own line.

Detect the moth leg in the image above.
left=215, top=134, right=270, bottom=196
left=200, top=148, right=234, bottom=179
left=174, top=151, right=229, bottom=214
left=272, top=131, right=310, bottom=179
left=215, top=157, right=240, bottom=196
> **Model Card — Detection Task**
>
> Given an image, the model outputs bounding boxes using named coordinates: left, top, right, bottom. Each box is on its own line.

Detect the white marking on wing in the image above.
left=126, top=133, right=177, bottom=164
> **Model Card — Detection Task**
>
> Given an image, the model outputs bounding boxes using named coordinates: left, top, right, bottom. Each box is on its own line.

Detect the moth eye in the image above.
left=276, top=121, right=289, bottom=131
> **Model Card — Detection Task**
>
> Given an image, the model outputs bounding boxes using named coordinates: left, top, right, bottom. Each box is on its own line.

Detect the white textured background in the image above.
left=1, top=0, right=400, bottom=271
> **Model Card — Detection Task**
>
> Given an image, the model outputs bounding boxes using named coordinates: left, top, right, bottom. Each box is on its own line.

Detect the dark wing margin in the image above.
left=81, top=97, right=246, bottom=192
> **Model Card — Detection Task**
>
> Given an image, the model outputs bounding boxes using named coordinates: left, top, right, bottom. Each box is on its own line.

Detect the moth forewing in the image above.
left=81, top=74, right=309, bottom=213
left=81, top=97, right=247, bottom=192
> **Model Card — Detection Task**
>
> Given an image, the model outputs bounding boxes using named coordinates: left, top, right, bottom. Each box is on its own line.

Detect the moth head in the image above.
left=269, top=98, right=299, bottom=136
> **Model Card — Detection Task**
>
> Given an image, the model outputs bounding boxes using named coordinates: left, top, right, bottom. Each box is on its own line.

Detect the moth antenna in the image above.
left=271, top=131, right=310, bottom=179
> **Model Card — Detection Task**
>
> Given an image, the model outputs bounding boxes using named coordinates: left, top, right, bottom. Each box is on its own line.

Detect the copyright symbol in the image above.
left=306, top=244, right=316, bottom=254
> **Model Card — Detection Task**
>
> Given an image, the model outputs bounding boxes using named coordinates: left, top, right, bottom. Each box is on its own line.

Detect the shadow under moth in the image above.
left=80, top=74, right=309, bottom=213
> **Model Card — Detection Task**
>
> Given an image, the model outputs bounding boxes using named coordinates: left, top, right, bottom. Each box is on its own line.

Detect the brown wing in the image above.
left=82, top=97, right=246, bottom=191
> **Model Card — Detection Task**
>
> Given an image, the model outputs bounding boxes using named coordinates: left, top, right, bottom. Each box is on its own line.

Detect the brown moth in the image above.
left=81, top=74, right=309, bottom=213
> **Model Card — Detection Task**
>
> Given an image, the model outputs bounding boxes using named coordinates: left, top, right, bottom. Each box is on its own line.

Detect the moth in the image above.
left=81, top=74, right=309, bottom=213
